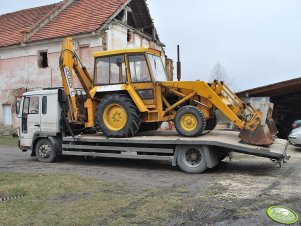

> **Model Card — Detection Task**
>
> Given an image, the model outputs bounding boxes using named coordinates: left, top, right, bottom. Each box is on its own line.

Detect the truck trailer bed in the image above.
left=62, top=130, right=289, bottom=163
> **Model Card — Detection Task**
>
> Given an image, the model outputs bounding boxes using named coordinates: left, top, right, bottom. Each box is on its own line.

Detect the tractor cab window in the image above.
left=95, top=55, right=126, bottom=85
left=128, top=55, right=152, bottom=83
left=148, top=54, right=167, bottom=81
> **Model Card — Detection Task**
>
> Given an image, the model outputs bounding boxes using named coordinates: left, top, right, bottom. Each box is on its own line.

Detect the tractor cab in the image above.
left=89, top=48, right=168, bottom=114
left=92, top=48, right=167, bottom=85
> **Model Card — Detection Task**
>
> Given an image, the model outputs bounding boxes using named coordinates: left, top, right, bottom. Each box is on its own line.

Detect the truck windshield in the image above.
left=148, top=54, right=167, bottom=81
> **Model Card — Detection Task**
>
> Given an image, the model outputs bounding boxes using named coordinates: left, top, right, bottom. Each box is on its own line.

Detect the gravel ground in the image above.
left=0, top=143, right=300, bottom=225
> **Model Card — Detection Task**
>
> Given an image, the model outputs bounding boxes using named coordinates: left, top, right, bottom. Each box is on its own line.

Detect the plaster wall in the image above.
left=0, top=35, right=103, bottom=128
left=0, top=24, right=165, bottom=129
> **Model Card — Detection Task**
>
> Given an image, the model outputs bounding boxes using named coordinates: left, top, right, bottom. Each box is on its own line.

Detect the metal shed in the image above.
left=237, top=77, right=301, bottom=138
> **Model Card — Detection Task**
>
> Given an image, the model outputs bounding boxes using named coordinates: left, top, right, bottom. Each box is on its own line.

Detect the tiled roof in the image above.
left=0, top=3, right=62, bottom=47
left=28, top=0, right=128, bottom=42
left=0, top=0, right=128, bottom=48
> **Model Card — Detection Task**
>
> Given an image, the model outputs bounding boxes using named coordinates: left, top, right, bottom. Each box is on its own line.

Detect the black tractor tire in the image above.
left=174, top=105, right=206, bottom=137
left=138, top=122, right=161, bottom=133
left=176, top=145, right=207, bottom=174
left=205, top=111, right=218, bottom=131
left=95, top=93, right=141, bottom=137
left=35, top=138, right=57, bottom=163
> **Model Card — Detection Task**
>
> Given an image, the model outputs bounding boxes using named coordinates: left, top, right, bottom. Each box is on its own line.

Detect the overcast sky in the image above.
left=1, top=0, right=301, bottom=91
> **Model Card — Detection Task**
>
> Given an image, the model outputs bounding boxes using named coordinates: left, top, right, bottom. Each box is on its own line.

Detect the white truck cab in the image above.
left=17, top=89, right=62, bottom=161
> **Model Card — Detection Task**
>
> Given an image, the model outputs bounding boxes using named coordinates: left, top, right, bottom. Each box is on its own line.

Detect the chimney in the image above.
left=20, top=30, right=29, bottom=44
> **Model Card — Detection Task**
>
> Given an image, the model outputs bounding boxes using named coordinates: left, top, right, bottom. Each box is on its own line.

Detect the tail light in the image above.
left=292, top=123, right=297, bottom=129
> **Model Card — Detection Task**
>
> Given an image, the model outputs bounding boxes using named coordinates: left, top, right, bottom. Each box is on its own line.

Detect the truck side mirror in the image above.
left=58, top=88, right=69, bottom=112
left=16, top=101, right=20, bottom=115
left=58, top=88, right=67, bottom=103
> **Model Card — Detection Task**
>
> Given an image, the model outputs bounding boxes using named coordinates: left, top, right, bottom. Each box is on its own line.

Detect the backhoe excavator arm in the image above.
left=59, top=37, right=93, bottom=123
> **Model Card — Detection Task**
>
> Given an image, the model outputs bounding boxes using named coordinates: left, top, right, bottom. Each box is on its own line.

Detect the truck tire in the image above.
left=177, top=146, right=207, bottom=174
left=205, top=111, right=218, bottom=131
left=35, top=138, right=57, bottom=163
left=174, top=105, right=206, bottom=137
left=95, top=93, right=141, bottom=137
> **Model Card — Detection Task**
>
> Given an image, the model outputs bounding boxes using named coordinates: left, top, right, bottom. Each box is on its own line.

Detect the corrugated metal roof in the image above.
left=237, top=77, right=301, bottom=97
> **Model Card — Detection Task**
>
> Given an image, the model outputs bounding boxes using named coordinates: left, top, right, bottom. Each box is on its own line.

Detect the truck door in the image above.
left=19, top=95, right=41, bottom=148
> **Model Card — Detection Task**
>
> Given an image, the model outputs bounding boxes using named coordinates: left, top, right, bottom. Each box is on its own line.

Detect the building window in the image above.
left=38, top=51, right=48, bottom=68
left=127, top=30, right=133, bottom=43
left=2, top=104, right=12, bottom=126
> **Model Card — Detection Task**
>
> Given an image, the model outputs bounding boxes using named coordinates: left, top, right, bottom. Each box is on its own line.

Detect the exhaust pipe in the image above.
left=177, top=45, right=181, bottom=81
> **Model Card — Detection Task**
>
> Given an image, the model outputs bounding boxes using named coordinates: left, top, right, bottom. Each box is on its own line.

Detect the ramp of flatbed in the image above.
left=63, top=130, right=288, bottom=160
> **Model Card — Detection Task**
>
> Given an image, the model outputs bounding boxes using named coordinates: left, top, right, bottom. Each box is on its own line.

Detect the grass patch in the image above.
left=194, top=181, right=285, bottom=222
left=0, top=173, right=287, bottom=225
left=0, top=136, right=18, bottom=147
left=0, top=173, right=190, bottom=226
left=110, top=188, right=185, bottom=225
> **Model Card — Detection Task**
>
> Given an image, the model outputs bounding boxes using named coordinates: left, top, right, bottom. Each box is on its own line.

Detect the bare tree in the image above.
left=209, top=62, right=238, bottom=91
left=210, top=62, right=227, bottom=82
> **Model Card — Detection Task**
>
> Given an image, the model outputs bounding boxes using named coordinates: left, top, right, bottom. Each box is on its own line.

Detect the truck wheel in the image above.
left=35, top=138, right=57, bottom=163
left=177, top=146, right=207, bottom=174
left=205, top=111, right=218, bottom=130
left=174, top=105, right=206, bottom=137
left=96, top=93, right=141, bottom=137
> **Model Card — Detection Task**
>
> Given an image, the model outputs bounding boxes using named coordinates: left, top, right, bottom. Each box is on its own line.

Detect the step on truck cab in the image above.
left=17, top=89, right=289, bottom=174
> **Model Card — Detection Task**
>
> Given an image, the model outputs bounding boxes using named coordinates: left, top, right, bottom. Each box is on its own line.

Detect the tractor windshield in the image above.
left=148, top=54, right=167, bottom=81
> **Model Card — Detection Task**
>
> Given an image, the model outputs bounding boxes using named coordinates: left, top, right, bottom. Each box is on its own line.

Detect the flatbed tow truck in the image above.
left=17, top=38, right=289, bottom=173
left=16, top=88, right=289, bottom=173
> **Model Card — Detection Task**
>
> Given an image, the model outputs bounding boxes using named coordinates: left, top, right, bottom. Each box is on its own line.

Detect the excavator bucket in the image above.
left=238, top=110, right=276, bottom=146
left=239, top=123, right=274, bottom=146
left=266, top=117, right=278, bottom=136
left=266, top=106, right=278, bottom=136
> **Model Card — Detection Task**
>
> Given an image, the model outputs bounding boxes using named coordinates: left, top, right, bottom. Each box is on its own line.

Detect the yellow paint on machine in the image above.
left=59, top=37, right=277, bottom=145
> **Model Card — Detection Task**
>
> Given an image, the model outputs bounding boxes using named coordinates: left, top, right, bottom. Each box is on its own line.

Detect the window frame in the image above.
left=22, top=97, right=30, bottom=115
left=2, top=104, right=12, bottom=126
left=22, top=96, right=40, bottom=115
left=136, top=89, right=154, bottom=100
left=148, top=54, right=167, bottom=82
left=127, top=53, right=154, bottom=83
left=93, top=54, right=127, bottom=85
left=37, top=50, right=48, bottom=68
left=42, top=96, right=47, bottom=115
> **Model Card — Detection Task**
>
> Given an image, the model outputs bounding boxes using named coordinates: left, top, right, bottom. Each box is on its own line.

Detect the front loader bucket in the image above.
left=239, top=104, right=278, bottom=146
left=239, top=123, right=274, bottom=146
left=266, top=117, right=278, bottom=136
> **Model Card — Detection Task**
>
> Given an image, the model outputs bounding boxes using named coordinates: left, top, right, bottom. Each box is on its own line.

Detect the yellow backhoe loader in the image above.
left=59, top=37, right=278, bottom=146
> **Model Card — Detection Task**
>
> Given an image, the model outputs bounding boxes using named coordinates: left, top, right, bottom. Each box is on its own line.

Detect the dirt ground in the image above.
left=0, top=142, right=300, bottom=225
